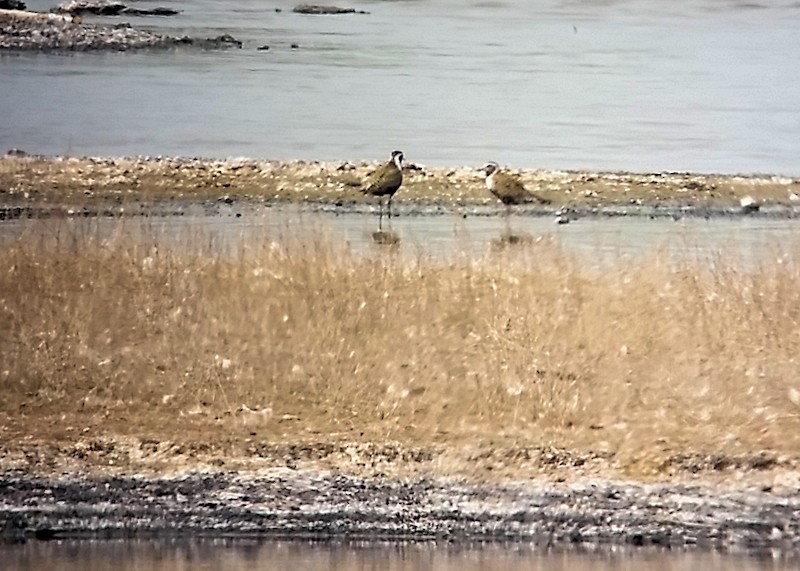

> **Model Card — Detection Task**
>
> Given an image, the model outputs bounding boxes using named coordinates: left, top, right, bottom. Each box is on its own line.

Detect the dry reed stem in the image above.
left=2, top=221, right=800, bottom=476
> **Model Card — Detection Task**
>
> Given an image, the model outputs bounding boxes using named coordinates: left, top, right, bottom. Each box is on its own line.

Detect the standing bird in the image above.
left=361, top=150, right=404, bottom=230
left=480, top=162, right=551, bottom=215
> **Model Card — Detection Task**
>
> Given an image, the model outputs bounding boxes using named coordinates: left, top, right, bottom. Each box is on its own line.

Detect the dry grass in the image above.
left=2, top=220, right=800, bottom=478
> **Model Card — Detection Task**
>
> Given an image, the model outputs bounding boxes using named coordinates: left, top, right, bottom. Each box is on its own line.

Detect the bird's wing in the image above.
left=363, top=162, right=402, bottom=195
left=498, top=172, right=550, bottom=205
left=527, top=190, right=551, bottom=205
left=495, top=172, right=530, bottom=203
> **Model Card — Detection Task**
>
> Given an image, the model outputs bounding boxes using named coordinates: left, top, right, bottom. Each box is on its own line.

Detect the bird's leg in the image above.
left=378, top=198, right=384, bottom=231
left=387, top=196, right=393, bottom=224
left=504, top=204, right=512, bottom=233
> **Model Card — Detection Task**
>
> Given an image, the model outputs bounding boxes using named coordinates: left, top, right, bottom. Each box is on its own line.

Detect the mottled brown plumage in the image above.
left=480, top=162, right=550, bottom=207
left=362, top=150, right=404, bottom=229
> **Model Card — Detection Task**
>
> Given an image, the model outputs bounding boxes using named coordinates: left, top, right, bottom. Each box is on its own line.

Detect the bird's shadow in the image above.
left=490, top=230, right=536, bottom=250
left=369, top=229, right=401, bottom=247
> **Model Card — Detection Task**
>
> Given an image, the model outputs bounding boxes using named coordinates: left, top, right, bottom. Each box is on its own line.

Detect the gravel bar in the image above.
left=1, top=469, right=798, bottom=553
left=3, top=154, right=800, bottom=218
left=0, top=8, right=241, bottom=51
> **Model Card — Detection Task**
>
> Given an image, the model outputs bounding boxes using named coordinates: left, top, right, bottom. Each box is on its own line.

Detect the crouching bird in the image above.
left=362, top=150, right=404, bottom=230
left=480, top=162, right=550, bottom=215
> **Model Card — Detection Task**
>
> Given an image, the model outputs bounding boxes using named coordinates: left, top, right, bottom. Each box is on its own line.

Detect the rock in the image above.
left=0, top=10, right=239, bottom=51
left=172, top=34, right=242, bottom=49
left=292, top=4, right=367, bottom=15
left=53, top=1, right=180, bottom=17
left=0, top=7, right=72, bottom=22
left=54, top=1, right=127, bottom=15
left=257, top=45, right=269, bottom=51
left=197, top=34, right=242, bottom=49
left=123, top=7, right=180, bottom=17
left=740, top=195, right=760, bottom=213
left=0, top=1, right=26, bottom=10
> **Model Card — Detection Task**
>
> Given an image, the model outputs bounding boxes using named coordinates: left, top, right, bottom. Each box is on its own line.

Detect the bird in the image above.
left=480, top=162, right=551, bottom=212
left=361, top=150, right=404, bottom=230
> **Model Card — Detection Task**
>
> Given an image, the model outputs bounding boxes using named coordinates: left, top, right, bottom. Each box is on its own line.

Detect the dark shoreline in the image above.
left=4, top=200, right=800, bottom=224
left=1, top=468, right=799, bottom=554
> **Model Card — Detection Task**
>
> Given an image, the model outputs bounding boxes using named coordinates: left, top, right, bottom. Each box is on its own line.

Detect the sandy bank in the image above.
left=2, top=154, right=800, bottom=218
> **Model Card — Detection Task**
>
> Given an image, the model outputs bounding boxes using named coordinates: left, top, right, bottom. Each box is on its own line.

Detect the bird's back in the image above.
left=492, top=172, right=535, bottom=205
left=363, top=161, right=403, bottom=197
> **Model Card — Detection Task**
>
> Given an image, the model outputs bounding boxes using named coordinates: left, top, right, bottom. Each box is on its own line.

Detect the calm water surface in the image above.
left=3, top=208, right=800, bottom=265
left=2, top=0, right=799, bottom=173
left=4, top=539, right=798, bottom=571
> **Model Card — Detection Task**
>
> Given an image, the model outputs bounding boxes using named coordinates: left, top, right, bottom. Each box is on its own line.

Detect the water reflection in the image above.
left=2, top=207, right=800, bottom=267
left=4, top=539, right=795, bottom=571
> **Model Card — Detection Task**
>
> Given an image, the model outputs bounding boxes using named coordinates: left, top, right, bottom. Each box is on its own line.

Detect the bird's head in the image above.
left=480, top=162, right=499, bottom=178
left=390, top=150, right=404, bottom=169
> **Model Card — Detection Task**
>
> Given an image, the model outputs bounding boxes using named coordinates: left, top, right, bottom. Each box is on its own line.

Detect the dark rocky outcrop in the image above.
left=293, top=4, right=367, bottom=15
left=53, top=1, right=180, bottom=17
left=0, top=10, right=238, bottom=51
left=122, top=6, right=180, bottom=17
left=189, top=33, right=242, bottom=49
left=54, top=1, right=127, bottom=15
left=0, top=1, right=26, bottom=10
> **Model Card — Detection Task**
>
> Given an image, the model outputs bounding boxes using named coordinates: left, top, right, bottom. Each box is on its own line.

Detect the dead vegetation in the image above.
left=1, top=220, right=800, bottom=481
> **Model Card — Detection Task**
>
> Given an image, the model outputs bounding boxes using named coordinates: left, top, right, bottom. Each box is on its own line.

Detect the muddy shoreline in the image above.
left=2, top=468, right=799, bottom=553
left=2, top=154, right=800, bottom=220
left=1, top=435, right=799, bottom=553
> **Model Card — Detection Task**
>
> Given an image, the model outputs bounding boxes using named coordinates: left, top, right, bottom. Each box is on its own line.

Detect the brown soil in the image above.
left=3, top=409, right=798, bottom=493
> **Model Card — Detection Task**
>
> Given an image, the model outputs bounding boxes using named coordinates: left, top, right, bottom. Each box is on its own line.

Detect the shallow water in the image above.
left=3, top=207, right=800, bottom=266
left=2, top=0, right=800, bottom=174
left=4, top=539, right=797, bottom=571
